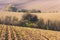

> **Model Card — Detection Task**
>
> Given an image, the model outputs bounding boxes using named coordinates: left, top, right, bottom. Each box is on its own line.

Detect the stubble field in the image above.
left=0, top=24, right=60, bottom=40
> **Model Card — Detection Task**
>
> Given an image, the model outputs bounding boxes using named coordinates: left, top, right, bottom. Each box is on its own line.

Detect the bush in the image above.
left=19, top=20, right=28, bottom=26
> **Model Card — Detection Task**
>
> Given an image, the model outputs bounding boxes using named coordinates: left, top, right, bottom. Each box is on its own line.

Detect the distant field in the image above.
left=0, top=24, right=60, bottom=40
left=0, top=0, right=60, bottom=12
left=0, top=11, right=60, bottom=22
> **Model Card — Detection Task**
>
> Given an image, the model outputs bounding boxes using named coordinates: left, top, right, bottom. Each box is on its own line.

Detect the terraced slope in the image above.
left=0, top=24, right=60, bottom=40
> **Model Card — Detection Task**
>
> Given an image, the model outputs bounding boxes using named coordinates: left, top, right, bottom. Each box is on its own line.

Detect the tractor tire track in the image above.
left=7, top=26, right=12, bottom=40
left=10, top=26, right=18, bottom=40
left=13, top=27, right=21, bottom=40
left=0, top=25, right=6, bottom=40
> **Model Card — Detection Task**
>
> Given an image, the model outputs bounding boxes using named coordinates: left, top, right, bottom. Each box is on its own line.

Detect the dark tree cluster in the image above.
left=22, top=14, right=38, bottom=23
left=6, top=6, right=41, bottom=13
left=18, top=9, right=41, bottom=13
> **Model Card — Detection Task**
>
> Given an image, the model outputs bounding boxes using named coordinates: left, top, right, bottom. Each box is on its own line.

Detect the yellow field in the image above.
left=0, top=11, right=60, bottom=22
left=0, top=24, right=60, bottom=40
left=0, top=11, right=60, bottom=40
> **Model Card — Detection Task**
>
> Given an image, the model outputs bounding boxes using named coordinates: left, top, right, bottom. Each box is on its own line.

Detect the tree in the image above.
left=31, top=9, right=41, bottom=13
left=45, top=20, right=58, bottom=30
left=37, top=18, right=45, bottom=29
left=19, top=13, right=38, bottom=27
left=12, top=16, right=18, bottom=25
left=7, top=5, right=17, bottom=12
left=58, top=22, right=60, bottom=31
left=51, top=22, right=57, bottom=30
left=45, top=20, right=52, bottom=30
left=4, top=16, right=12, bottom=25
left=22, top=13, right=38, bottom=23
left=0, top=18, right=2, bottom=24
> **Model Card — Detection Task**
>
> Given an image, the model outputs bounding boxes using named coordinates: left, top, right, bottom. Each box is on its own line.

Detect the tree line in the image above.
left=5, top=5, right=41, bottom=13
left=0, top=13, right=60, bottom=31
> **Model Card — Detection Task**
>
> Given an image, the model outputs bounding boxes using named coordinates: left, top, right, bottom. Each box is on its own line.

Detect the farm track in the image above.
left=0, top=25, right=60, bottom=40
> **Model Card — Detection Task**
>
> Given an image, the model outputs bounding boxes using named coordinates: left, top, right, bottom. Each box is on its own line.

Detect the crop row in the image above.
left=0, top=25, right=60, bottom=40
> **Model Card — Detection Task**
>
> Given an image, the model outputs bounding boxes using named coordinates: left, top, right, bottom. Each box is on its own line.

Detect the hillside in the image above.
left=0, top=0, right=60, bottom=12
left=0, top=24, right=60, bottom=40
left=0, top=11, right=60, bottom=21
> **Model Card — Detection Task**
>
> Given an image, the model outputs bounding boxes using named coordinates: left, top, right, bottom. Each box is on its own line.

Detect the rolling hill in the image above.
left=0, top=11, right=60, bottom=22
left=0, top=0, right=60, bottom=12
